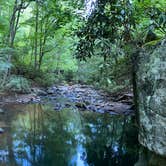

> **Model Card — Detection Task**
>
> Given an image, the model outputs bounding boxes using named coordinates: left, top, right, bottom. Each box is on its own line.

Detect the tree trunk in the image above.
left=8, top=0, right=29, bottom=48
left=34, top=0, right=39, bottom=70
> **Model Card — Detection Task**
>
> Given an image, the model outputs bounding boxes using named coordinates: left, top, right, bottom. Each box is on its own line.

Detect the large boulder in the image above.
left=136, top=41, right=166, bottom=156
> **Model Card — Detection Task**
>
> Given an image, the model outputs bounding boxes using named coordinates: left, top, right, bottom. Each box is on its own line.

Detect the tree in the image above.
left=8, top=0, right=30, bottom=48
left=29, top=0, right=76, bottom=69
left=75, top=0, right=135, bottom=60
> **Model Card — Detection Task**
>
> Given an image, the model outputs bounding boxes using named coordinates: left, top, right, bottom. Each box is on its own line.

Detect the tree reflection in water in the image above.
left=0, top=104, right=139, bottom=166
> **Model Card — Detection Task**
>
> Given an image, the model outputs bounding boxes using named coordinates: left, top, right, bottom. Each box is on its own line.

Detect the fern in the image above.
left=5, top=75, right=30, bottom=93
left=0, top=48, right=13, bottom=90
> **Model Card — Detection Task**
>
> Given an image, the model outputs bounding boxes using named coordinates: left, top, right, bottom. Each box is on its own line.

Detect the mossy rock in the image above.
left=136, top=39, right=166, bottom=156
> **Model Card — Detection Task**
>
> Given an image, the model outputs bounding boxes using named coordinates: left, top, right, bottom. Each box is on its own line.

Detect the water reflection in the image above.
left=0, top=104, right=139, bottom=166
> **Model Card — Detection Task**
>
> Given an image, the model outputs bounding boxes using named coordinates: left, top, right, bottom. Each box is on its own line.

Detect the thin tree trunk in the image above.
left=38, top=17, right=49, bottom=70
left=34, top=0, right=39, bottom=70
left=8, top=0, right=17, bottom=47
left=38, top=34, right=47, bottom=70
left=8, top=0, right=24, bottom=48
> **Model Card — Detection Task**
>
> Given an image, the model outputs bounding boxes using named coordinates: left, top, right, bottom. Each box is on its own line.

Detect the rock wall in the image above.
left=136, top=41, right=166, bottom=156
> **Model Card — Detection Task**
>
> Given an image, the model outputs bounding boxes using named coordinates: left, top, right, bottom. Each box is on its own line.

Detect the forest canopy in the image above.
left=0, top=0, right=165, bottom=92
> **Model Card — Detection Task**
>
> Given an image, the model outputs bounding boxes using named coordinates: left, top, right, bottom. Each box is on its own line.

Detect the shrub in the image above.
left=34, top=73, right=55, bottom=87
left=63, top=70, right=75, bottom=82
left=5, top=75, right=30, bottom=93
left=0, top=48, right=14, bottom=91
left=12, top=61, right=56, bottom=87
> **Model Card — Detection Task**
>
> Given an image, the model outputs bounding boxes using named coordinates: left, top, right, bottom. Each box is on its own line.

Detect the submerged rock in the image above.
left=0, top=128, right=4, bottom=133
left=0, top=108, right=4, bottom=114
left=136, top=41, right=166, bottom=156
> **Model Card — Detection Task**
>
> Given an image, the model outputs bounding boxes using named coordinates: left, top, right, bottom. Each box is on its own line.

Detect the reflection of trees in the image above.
left=80, top=112, right=139, bottom=166
left=10, top=104, right=83, bottom=166
left=0, top=104, right=21, bottom=165
left=0, top=104, right=139, bottom=166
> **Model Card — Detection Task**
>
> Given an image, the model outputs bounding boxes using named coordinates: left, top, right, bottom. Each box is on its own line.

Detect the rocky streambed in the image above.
left=42, top=84, right=134, bottom=115
left=0, top=84, right=134, bottom=115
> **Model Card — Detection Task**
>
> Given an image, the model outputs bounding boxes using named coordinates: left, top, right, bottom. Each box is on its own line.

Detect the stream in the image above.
left=1, top=84, right=165, bottom=166
left=0, top=103, right=139, bottom=166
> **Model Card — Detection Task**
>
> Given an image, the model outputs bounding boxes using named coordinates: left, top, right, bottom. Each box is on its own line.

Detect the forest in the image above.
left=0, top=0, right=166, bottom=166
left=0, top=0, right=164, bottom=91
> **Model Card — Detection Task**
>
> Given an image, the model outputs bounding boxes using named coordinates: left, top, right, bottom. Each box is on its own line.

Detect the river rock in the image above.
left=103, top=103, right=131, bottom=114
left=0, top=128, right=4, bottom=133
left=47, top=88, right=55, bottom=94
left=136, top=41, right=166, bottom=156
left=31, top=88, right=47, bottom=96
left=75, top=102, right=87, bottom=110
left=0, top=108, right=4, bottom=114
left=37, top=90, right=47, bottom=96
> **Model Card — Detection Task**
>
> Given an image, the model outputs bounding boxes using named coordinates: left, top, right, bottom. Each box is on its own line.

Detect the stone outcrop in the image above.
left=136, top=40, right=166, bottom=156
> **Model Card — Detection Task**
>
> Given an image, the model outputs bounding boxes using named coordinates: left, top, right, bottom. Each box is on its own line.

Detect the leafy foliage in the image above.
left=74, top=0, right=166, bottom=90
left=5, top=75, right=30, bottom=93
left=0, top=48, right=13, bottom=90
left=0, top=0, right=165, bottom=92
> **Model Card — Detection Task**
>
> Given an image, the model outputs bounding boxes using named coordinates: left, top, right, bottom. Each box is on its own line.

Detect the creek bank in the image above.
left=0, top=84, right=134, bottom=115
left=0, top=92, right=40, bottom=105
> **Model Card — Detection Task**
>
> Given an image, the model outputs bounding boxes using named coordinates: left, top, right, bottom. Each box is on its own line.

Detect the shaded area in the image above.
left=0, top=104, right=138, bottom=166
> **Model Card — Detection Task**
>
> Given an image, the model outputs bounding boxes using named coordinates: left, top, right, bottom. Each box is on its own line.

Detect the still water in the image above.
left=0, top=104, right=139, bottom=166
